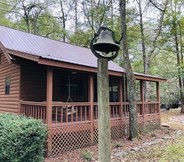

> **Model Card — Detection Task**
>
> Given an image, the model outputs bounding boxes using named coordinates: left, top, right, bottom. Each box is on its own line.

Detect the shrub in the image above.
left=114, top=141, right=123, bottom=148
left=0, top=113, right=48, bottom=162
left=81, top=149, right=93, bottom=161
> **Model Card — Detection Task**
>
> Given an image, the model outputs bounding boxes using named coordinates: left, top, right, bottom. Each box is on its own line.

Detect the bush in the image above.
left=81, top=149, right=93, bottom=161
left=0, top=113, right=48, bottom=162
left=114, top=141, right=123, bottom=148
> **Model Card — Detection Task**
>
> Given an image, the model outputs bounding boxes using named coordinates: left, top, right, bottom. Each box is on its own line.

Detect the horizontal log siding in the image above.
left=0, top=53, right=20, bottom=113
left=21, top=62, right=47, bottom=101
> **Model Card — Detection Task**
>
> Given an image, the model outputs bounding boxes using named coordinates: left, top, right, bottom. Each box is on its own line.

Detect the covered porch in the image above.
left=19, top=65, right=162, bottom=156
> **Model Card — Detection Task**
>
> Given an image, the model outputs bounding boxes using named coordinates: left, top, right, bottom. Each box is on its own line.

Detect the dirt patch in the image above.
left=169, top=115, right=184, bottom=124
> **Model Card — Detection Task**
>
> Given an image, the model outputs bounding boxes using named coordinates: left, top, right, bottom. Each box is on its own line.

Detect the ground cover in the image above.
left=45, top=108, right=184, bottom=162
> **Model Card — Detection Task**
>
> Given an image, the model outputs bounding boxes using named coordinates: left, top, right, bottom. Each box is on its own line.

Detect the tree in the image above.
left=134, top=0, right=169, bottom=101
left=162, top=0, right=184, bottom=113
left=8, top=0, right=46, bottom=33
left=0, top=0, right=12, bottom=26
left=58, top=0, right=67, bottom=42
left=2, top=0, right=64, bottom=41
left=81, top=0, right=113, bottom=31
left=119, top=0, right=138, bottom=140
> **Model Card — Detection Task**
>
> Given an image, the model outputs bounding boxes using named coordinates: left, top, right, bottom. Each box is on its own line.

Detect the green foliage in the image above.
left=0, top=113, right=48, bottom=162
left=150, top=131, right=157, bottom=137
left=81, top=149, right=93, bottom=161
left=114, top=141, right=123, bottom=148
left=142, top=129, right=150, bottom=134
left=69, top=29, right=93, bottom=46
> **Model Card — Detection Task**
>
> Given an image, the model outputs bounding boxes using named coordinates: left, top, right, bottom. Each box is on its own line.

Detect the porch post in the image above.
left=140, top=80, right=145, bottom=129
left=46, top=67, right=53, bottom=156
left=119, top=79, right=123, bottom=119
left=119, top=78, right=123, bottom=138
left=156, top=82, right=160, bottom=115
left=46, top=67, right=53, bottom=128
left=88, top=74, right=94, bottom=143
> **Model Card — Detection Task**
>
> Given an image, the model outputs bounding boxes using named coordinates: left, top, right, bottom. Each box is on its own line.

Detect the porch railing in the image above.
left=20, top=100, right=159, bottom=126
left=52, top=102, right=90, bottom=125
left=20, top=101, right=46, bottom=122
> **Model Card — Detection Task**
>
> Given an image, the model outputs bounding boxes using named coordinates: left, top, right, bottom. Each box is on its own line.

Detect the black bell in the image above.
left=93, top=28, right=120, bottom=54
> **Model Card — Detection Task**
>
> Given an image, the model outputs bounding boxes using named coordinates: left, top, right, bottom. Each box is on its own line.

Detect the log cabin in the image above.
left=0, top=25, right=166, bottom=156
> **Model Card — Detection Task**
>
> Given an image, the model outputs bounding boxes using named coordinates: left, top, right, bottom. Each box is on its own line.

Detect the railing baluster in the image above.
left=56, top=107, right=58, bottom=124
left=76, top=106, right=78, bottom=122
left=66, top=107, right=68, bottom=123
left=80, top=106, right=82, bottom=121
left=61, top=107, right=63, bottom=123
left=71, top=106, right=73, bottom=122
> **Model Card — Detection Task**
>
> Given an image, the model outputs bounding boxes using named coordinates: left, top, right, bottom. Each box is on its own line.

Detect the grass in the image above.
left=159, top=136, right=184, bottom=161
left=122, top=108, right=184, bottom=161
left=161, top=108, right=184, bottom=130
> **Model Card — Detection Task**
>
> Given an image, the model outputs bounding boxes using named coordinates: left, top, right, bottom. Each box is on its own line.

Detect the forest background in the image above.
left=0, top=0, right=184, bottom=110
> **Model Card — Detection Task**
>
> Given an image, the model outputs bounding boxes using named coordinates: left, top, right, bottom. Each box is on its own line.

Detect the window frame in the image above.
left=5, top=77, right=10, bottom=95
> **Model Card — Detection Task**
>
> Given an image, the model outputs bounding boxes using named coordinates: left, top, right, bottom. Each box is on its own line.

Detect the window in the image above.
left=94, top=80, right=119, bottom=102
left=60, top=77, right=83, bottom=95
left=109, top=82, right=118, bottom=102
left=5, top=77, right=10, bottom=95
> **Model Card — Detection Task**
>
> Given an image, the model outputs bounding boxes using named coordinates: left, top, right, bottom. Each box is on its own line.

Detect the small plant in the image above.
left=114, top=141, right=123, bottom=148
left=151, top=131, right=157, bottom=137
left=164, top=128, right=170, bottom=134
left=143, top=129, right=149, bottom=134
left=81, top=149, right=93, bottom=161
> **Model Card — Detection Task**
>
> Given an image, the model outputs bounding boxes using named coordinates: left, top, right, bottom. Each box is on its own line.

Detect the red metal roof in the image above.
left=0, top=25, right=166, bottom=82
left=0, top=25, right=124, bottom=73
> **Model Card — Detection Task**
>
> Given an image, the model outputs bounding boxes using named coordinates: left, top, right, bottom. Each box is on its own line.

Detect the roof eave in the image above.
left=134, top=74, right=167, bottom=82
left=6, top=49, right=40, bottom=62
left=5, top=49, right=167, bottom=82
left=38, top=57, right=124, bottom=77
left=0, top=41, right=12, bottom=63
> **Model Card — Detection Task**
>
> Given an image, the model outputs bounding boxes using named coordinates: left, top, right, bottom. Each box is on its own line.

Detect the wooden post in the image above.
left=97, top=58, right=111, bottom=162
left=119, top=79, right=123, bottom=119
left=88, top=74, right=94, bottom=144
left=156, top=82, right=160, bottom=114
left=46, top=67, right=53, bottom=156
left=46, top=67, right=53, bottom=128
left=119, top=78, right=124, bottom=138
left=140, top=80, right=145, bottom=129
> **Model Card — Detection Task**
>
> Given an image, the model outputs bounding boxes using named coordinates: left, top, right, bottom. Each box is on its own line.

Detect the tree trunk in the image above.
left=59, top=0, right=66, bottom=42
left=136, top=0, right=150, bottom=101
left=119, top=0, right=138, bottom=140
left=178, top=23, right=184, bottom=113
left=173, top=19, right=184, bottom=113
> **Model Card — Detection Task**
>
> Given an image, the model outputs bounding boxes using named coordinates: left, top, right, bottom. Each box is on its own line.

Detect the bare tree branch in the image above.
left=149, top=0, right=165, bottom=12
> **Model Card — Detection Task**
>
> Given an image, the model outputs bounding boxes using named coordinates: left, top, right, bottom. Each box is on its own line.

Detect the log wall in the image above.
left=21, top=62, right=47, bottom=101
left=0, top=53, right=20, bottom=113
